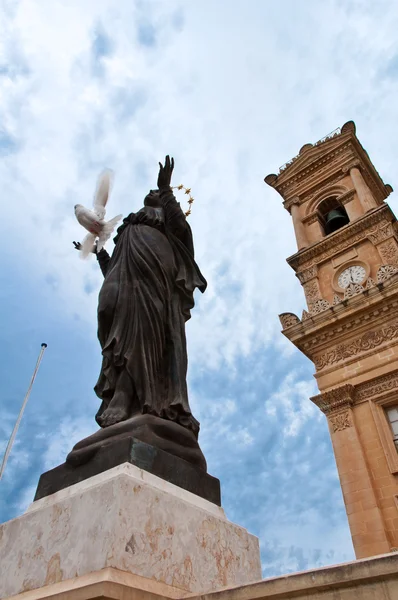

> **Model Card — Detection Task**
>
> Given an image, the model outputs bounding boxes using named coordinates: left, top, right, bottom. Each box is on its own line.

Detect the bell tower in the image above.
left=265, top=121, right=398, bottom=559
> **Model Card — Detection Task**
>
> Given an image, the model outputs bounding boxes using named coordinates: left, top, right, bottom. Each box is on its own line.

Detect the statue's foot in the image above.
left=97, top=406, right=129, bottom=427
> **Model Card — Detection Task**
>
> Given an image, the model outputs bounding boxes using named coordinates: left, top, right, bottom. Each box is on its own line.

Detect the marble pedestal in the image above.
left=0, top=463, right=261, bottom=599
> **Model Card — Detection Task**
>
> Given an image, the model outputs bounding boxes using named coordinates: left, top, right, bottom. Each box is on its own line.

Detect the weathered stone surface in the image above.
left=0, top=464, right=261, bottom=598
left=35, top=435, right=220, bottom=505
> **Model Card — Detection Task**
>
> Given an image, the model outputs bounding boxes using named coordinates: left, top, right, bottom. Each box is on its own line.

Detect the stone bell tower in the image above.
left=265, top=121, right=398, bottom=559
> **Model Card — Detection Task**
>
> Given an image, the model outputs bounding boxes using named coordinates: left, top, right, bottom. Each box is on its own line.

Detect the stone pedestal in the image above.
left=0, top=463, right=261, bottom=599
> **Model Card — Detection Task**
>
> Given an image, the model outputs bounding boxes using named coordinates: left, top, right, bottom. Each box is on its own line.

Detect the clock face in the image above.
left=337, top=265, right=366, bottom=289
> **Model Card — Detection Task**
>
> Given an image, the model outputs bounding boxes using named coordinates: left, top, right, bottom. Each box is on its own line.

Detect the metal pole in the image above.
left=0, top=343, right=48, bottom=481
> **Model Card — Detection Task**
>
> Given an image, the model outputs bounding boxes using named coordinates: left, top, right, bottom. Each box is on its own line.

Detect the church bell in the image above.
left=324, top=208, right=349, bottom=235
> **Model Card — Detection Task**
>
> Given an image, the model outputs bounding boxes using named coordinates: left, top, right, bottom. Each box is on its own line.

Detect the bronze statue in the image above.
left=67, top=156, right=209, bottom=471
left=34, top=157, right=221, bottom=503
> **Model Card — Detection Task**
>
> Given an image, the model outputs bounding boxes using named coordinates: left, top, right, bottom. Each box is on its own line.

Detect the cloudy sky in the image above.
left=2, top=0, right=398, bottom=578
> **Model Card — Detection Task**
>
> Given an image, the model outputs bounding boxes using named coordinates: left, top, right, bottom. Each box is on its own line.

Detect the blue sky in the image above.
left=1, top=0, right=398, bottom=578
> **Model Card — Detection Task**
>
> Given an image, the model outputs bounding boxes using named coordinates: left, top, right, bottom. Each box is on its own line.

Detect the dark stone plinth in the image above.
left=34, top=436, right=221, bottom=506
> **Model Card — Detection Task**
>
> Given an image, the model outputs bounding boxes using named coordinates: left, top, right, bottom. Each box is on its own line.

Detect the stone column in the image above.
left=340, top=190, right=364, bottom=221
left=311, top=385, right=391, bottom=559
left=350, top=166, right=377, bottom=213
left=290, top=202, right=308, bottom=250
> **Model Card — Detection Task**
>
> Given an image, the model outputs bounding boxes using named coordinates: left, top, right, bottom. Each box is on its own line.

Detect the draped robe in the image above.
left=94, top=187, right=206, bottom=437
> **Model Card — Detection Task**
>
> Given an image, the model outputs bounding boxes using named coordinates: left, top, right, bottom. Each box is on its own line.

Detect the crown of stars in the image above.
left=171, top=185, right=195, bottom=217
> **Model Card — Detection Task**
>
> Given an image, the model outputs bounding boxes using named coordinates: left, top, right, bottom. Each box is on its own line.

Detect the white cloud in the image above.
left=42, top=417, right=95, bottom=471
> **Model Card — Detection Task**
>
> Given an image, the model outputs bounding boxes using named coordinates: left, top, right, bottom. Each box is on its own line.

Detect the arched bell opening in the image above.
left=317, top=197, right=350, bottom=236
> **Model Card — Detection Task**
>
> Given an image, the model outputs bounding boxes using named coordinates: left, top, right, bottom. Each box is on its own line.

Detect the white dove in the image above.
left=74, top=169, right=122, bottom=259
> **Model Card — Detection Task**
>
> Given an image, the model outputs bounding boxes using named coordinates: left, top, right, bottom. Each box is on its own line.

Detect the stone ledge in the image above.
left=194, top=552, right=398, bottom=600
left=4, top=567, right=190, bottom=600
left=4, top=552, right=398, bottom=600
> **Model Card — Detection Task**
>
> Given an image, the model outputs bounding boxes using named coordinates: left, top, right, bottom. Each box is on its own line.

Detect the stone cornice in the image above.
left=311, top=384, right=355, bottom=415
left=281, top=148, right=353, bottom=207
left=283, top=275, right=398, bottom=359
left=265, top=125, right=391, bottom=208
left=312, top=372, right=398, bottom=408
left=287, top=204, right=392, bottom=271
left=278, top=141, right=353, bottom=195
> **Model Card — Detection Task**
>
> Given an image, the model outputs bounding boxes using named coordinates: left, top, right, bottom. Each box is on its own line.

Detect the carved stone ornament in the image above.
left=329, top=411, right=352, bottom=432
left=376, top=264, right=398, bottom=283
left=297, top=265, right=318, bottom=284
left=310, top=384, right=355, bottom=415
left=279, top=312, right=300, bottom=329
left=366, top=222, right=394, bottom=245
left=378, top=239, right=398, bottom=266
left=366, top=277, right=376, bottom=289
left=356, top=370, right=398, bottom=401
left=301, top=309, right=310, bottom=321
left=310, top=299, right=331, bottom=315
left=344, top=282, right=364, bottom=299
left=314, top=319, right=398, bottom=370
left=333, top=294, right=342, bottom=305
left=303, top=279, right=321, bottom=308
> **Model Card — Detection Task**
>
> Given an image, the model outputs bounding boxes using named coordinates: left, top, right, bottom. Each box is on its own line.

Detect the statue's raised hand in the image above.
left=157, top=155, right=174, bottom=189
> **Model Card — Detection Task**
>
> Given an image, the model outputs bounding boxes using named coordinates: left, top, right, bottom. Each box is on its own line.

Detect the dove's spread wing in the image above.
left=93, top=169, right=114, bottom=219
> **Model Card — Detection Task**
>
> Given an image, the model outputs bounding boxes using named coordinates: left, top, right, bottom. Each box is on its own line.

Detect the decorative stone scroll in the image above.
left=310, top=299, right=331, bottom=315
left=377, top=264, right=398, bottom=283
left=356, top=370, right=398, bottom=401
left=329, top=411, right=352, bottom=432
left=344, top=282, right=364, bottom=299
left=366, top=277, right=376, bottom=289
left=303, top=279, right=321, bottom=309
left=378, top=239, right=398, bottom=266
left=279, top=312, right=300, bottom=330
left=367, top=222, right=394, bottom=245
left=296, top=265, right=318, bottom=284
left=314, top=318, right=398, bottom=370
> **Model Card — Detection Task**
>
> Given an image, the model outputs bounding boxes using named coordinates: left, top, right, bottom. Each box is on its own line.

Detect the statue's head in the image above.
left=144, top=189, right=161, bottom=208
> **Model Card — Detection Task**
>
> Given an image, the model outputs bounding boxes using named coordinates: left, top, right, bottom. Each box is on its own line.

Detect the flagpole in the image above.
left=0, top=343, right=48, bottom=481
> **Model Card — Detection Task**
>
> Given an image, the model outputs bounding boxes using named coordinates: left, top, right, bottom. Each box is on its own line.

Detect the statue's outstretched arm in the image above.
left=96, top=248, right=111, bottom=277
left=73, top=241, right=111, bottom=277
